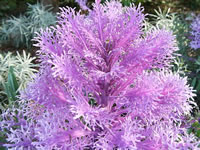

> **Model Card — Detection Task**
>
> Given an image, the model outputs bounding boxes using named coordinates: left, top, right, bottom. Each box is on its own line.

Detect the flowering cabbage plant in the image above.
left=190, top=15, right=200, bottom=50
left=1, top=0, right=199, bottom=149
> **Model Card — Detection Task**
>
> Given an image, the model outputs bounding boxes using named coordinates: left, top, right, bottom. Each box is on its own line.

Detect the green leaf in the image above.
left=192, top=122, right=200, bottom=128
left=0, top=131, right=7, bottom=150
left=0, top=147, right=7, bottom=150
left=187, top=128, right=193, bottom=134
left=3, top=66, right=19, bottom=103
left=4, top=82, right=15, bottom=103
left=196, top=130, right=200, bottom=138
left=8, top=66, right=18, bottom=92
left=191, top=78, right=197, bottom=88
left=196, top=82, right=200, bottom=91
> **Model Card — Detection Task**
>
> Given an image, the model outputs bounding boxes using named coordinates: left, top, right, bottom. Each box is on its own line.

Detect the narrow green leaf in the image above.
left=4, top=82, right=15, bottom=103
left=8, top=66, right=19, bottom=91
left=4, top=83, right=12, bottom=99
left=3, top=66, right=19, bottom=102
left=196, top=82, right=200, bottom=91
left=191, top=78, right=197, bottom=88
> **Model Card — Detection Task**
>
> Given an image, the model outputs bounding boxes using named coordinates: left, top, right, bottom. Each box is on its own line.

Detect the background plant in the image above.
left=0, top=16, right=28, bottom=48
left=190, top=15, right=200, bottom=50
left=180, top=0, right=200, bottom=11
left=0, top=51, right=38, bottom=107
left=0, top=0, right=36, bottom=19
left=0, top=2, right=56, bottom=48
left=3, top=66, right=19, bottom=105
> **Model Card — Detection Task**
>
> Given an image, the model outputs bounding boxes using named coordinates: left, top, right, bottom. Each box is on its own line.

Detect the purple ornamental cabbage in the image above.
left=1, top=0, right=199, bottom=149
left=190, top=15, right=200, bottom=50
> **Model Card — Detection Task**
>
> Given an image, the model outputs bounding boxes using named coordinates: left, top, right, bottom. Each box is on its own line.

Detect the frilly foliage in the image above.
left=1, top=1, right=199, bottom=149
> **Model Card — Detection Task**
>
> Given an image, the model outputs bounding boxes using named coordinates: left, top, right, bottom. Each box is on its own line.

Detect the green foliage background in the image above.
left=1, top=0, right=200, bottom=19
left=0, top=0, right=36, bottom=18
